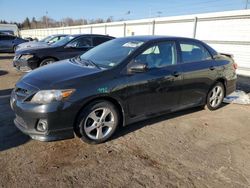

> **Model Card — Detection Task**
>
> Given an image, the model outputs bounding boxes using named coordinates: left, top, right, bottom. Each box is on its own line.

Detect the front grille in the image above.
left=15, top=87, right=29, bottom=100
left=14, top=86, right=37, bottom=102
left=15, top=66, right=32, bottom=72
left=16, top=88, right=29, bottom=95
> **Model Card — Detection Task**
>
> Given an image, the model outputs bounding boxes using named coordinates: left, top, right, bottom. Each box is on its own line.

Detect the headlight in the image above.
left=31, top=89, right=75, bottom=104
left=20, top=54, right=34, bottom=60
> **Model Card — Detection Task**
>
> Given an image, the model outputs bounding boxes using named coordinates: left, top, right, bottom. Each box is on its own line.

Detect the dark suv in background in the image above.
left=13, top=34, right=115, bottom=72
left=0, top=34, right=28, bottom=52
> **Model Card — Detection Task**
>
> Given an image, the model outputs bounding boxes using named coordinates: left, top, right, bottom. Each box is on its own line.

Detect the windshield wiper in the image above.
left=75, top=55, right=81, bottom=62
left=73, top=56, right=101, bottom=69
left=78, top=58, right=101, bottom=69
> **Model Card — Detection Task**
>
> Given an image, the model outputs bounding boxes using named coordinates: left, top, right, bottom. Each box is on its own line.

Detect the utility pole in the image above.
left=46, top=11, right=48, bottom=28
left=157, top=11, right=162, bottom=17
left=246, top=0, right=249, bottom=9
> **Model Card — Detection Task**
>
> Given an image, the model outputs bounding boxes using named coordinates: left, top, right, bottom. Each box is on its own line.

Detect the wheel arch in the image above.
left=206, top=77, right=227, bottom=102
left=215, top=77, right=227, bottom=94
left=73, top=96, right=125, bottom=137
left=40, top=56, right=59, bottom=63
left=13, top=45, right=17, bottom=52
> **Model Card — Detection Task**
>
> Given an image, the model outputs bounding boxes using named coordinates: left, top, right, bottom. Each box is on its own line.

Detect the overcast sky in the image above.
left=0, top=0, right=247, bottom=22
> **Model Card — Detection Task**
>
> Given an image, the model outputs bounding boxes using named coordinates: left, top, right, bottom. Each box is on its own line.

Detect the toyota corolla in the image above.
left=10, top=36, right=237, bottom=144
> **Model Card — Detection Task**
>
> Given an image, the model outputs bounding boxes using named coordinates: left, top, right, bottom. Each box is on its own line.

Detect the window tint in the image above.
left=48, top=37, right=60, bottom=44
left=180, top=42, right=211, bottom=63
left=93, top=37, right=111, bottom=46
left=58, top=36, right=65, bottom=40
left=69, top=37, right=92, bottom=48
left=80, top=39, right=144, bottom=68
left=52, top=35, right=75, bottom=46
left=135, top=41, right=177, bottom=69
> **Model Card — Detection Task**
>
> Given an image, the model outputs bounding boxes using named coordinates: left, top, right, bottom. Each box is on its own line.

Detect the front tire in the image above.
left=206, top=82, right=225, bottom=111
left=40, top=58, right=55, bottom=67
left=76, top=101, right=120, bottom=144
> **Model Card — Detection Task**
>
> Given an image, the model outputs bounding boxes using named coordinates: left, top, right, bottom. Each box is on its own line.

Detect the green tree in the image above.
left=22, top=17, right=31, bottom=29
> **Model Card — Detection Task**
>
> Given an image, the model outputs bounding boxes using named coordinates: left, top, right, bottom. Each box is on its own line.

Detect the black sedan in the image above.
left=13, top=34, right=115, bottom=72
left=10, top=36, right=237, bottom=144
left=0, top=34, right=29, bottom=52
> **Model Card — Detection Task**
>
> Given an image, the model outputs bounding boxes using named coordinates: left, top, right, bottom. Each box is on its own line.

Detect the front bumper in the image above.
left=10, top=89, right=79, bottom=142
left=13, top=56, right=40, bottom=72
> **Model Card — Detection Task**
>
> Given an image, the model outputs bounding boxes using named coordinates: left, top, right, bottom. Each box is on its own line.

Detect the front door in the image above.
left=125, top=41, right=183, bottom=119
left=58, top=36, right=93, bottom=59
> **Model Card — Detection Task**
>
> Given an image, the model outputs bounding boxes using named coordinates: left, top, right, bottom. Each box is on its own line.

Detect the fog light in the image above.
left=37, top=119, right=48, bottom=132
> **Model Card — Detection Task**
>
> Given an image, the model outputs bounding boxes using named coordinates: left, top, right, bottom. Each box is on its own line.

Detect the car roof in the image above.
left=116, top=35, right=218, bottom=55
left=50, top=34, right=68, bottom=37
left=119, top=35, right=201, bottom=42
left=69, top=34, right=115, bottom=38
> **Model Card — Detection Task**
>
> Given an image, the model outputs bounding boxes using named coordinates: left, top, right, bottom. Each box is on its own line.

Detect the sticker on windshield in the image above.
left=109, top=63, right=115, bottom=67
left=122, top=41, right=144, bottom=48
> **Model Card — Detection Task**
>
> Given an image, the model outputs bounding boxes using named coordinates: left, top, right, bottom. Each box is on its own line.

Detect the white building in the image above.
left=20, top=10, right=250, bottom=76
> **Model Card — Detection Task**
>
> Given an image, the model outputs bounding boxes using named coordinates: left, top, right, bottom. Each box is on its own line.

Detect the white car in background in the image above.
left=15, top=34, right=67, bottom=51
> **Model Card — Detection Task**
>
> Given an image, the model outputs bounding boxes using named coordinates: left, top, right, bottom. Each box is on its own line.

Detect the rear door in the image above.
left=177, top=40, right=217, bottom=107
left=125, top=40, right=183, bottom=118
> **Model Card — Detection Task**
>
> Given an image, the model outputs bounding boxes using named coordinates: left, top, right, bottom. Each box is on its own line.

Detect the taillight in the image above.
left=233, top=63, right=238, bottom=70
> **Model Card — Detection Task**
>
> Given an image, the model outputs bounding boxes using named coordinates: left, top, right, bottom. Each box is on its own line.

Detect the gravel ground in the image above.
left=0, top=53, right=250, bottom=188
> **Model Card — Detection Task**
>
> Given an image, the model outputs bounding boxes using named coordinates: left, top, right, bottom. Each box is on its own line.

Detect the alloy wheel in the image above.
left=209, top=85, right=224, bottom=108
left=84, top=107, right=115, bottom=140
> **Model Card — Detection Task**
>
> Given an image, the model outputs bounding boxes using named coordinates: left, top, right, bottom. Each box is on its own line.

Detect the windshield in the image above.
left=51, top=35, right=75, bottom=47
left=79, top=38, right=144, bottom=68
left=40, top=36, right=53, bottom=42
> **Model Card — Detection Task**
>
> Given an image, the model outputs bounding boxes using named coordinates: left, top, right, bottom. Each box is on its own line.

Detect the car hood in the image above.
left=16, top=41, right=49, bottom=51
left=15, top=45, right=57, bottom=55
left=20, top=59, right=103, bottom=89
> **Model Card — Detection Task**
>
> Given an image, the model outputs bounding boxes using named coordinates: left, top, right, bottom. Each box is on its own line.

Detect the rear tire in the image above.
left=40, top=58, right=55, bottom=67
left=206, top=82, right=225, bottom=111
left=76, top=100, right=120, bottom=144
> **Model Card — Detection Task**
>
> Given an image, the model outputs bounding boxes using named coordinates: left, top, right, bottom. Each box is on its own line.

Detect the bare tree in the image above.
left=2, top=15, right=116, bottom=29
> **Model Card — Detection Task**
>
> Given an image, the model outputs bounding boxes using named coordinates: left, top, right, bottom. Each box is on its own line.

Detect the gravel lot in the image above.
left=0, top=53, right=250, bottom=188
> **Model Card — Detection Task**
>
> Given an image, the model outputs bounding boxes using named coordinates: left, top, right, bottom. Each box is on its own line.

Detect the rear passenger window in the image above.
left=180, top=42, right=212, bottom=63
left=93, top=37, right=111, bottom=46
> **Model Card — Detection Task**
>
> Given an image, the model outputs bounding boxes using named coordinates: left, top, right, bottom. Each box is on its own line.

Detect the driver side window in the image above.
left=69, top=37, right=92, bottom=48
left=134, top=41, right=177, bottom=69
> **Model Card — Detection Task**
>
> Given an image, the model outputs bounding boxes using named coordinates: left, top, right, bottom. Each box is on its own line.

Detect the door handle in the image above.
left=209, top=66, right=216, bottom=71
left=171, top=71, right=181, bottom=77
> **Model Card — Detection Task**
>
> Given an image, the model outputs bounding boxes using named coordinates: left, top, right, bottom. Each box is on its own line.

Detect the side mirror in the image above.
left=128, top=61, right=147, bottom=73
